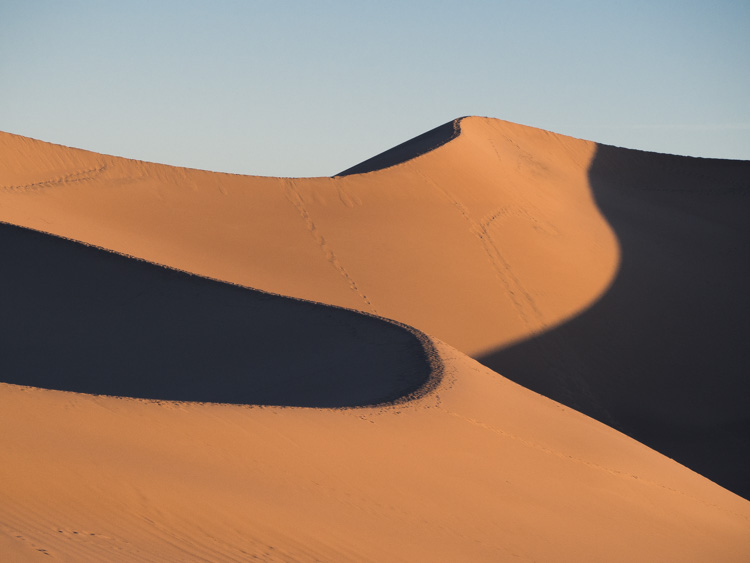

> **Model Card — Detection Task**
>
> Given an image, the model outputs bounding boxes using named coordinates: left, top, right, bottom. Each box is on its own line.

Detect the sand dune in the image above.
left=485, top=143, right=750, bottom=498
left=1, top=117, right=749, bottom=559
left=0, top=117, right=617, bottom=354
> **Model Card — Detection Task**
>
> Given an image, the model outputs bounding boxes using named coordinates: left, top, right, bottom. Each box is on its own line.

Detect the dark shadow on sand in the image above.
left=0, top=223, right=431, bottom=407
left=480, top=146, right=750, bottom=499
left=335, top=118, right=463, bottom=176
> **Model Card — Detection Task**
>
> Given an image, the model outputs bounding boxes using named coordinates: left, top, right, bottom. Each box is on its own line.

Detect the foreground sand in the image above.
left=1, top=117, right=749, bottom=559
left=0, top=117, right=616, bottom=356
left=2, top=336, right=749, bottom=561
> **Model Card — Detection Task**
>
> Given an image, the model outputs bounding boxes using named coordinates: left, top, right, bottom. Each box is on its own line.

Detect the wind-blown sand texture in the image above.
left=1, top=117, right=748, bottom=560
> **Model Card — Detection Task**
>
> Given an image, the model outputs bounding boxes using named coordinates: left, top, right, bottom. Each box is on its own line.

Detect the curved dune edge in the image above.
left=480, top=137, right=750, bottom=498
left=335, top=117, right=464, bottom=176
left=0, top=116, right=619, bottom=358
left=0, top=220, right=443, bottom=408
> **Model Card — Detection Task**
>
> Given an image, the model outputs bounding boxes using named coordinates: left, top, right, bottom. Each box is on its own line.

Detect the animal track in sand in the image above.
left=1, top=164, right=107, bottom=192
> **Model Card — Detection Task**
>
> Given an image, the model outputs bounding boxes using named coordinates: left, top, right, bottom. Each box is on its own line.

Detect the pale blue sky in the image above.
left=2, top=1, right=748, bottom=177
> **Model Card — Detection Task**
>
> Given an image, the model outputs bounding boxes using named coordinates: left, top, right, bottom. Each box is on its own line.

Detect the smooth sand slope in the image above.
left=486, top=143, right=750, bottom=497
left=0, top=229, right=749, bottom=560
left=0, top=117, right=617, bottom=356
left=1, top=117, right=749, bottom=559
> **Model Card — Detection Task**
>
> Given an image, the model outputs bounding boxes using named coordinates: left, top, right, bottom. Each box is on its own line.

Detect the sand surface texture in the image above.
left=1, top=117, right=748, bottom=560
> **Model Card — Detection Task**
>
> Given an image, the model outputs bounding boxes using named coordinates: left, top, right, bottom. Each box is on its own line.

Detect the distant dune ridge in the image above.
left=336, top=118, right=462, bottom=176
left=1, top=117, right=749, bottom=560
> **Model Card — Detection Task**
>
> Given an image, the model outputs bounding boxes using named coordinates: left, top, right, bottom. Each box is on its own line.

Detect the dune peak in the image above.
left=335, top=117, right=464, bottom=176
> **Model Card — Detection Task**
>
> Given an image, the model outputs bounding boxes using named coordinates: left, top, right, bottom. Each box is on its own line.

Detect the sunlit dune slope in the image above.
left=0, top=117, right=617, bottom=358
left=0, top=230, right=748, bottom=560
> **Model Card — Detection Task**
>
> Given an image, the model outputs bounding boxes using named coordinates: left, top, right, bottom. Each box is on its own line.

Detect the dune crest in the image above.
left=336, top=117, right=463, bottom=176
left=0, top=221, right=438, bottom=407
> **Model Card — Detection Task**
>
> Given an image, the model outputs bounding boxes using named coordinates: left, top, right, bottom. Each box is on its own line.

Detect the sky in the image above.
left=2, top=1, right=749, bottom=177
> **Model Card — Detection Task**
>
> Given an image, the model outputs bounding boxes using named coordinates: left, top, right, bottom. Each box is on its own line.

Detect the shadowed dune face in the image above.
left=322, top=117, right=619, bottom=354
left=481, top=145, right=750, bottom=498
left=336, top=118, right=462, bottom=176
left=0, top=222, right=432, bottom=407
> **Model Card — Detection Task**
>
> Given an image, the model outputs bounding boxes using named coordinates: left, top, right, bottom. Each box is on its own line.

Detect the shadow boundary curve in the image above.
left=0, top=221, right=442, bottom=409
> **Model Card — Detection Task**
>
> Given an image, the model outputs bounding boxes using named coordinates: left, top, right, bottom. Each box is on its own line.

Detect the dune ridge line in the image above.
left=335, top=117, right=464, bottom=176
left=0, top=221, right=443, bottom=408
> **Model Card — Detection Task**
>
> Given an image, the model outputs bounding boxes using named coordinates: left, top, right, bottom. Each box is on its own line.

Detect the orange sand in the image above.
left=1, top=117, right=748, bottom=560
left=2, top=341, right=749, bottom=561
left=0, top=117, right=618, bottom=356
